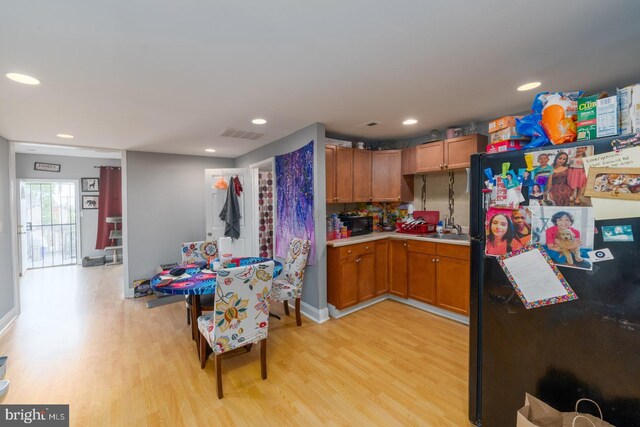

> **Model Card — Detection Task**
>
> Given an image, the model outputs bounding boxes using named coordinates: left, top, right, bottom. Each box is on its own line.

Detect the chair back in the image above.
left=210, top=260, right=275, bottom=354
left=282, top=238, right=311, bottom=292
left=181, top=240, right=218, bottom=264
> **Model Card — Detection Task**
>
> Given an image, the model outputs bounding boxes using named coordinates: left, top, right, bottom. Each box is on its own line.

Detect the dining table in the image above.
left=150, top=257, right=283, bottom=346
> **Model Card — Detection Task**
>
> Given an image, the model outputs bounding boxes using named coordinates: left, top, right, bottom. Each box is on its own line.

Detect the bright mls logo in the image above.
left=1, top=405, right=69, bottom=426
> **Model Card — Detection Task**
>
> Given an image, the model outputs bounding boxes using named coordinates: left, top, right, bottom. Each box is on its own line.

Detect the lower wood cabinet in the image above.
left=407, top=240, right=437, bottom=305
left=388, top=239, right=408, bottom=298
left=334, top=238, right=470, bottom=316
left=328, top=242, right=377, bottom=310
left=374, top=240, right=389, bottom=296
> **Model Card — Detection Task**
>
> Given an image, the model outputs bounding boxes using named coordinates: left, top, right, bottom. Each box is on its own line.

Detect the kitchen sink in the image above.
left=421, top=233, right=470, bottom=241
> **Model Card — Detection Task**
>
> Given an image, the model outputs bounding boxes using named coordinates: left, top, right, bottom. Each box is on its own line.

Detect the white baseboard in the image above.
left=0, top=308, right=17, bottom=337
left=287, top=300, right=330, bottom=324
left=388, top=295, right=469, bottom=325
left=328, top=294, right=388, bottom=319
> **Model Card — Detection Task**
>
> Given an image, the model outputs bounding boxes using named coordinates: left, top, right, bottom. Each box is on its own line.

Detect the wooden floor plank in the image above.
left=0, top=265, right=470, bottom=426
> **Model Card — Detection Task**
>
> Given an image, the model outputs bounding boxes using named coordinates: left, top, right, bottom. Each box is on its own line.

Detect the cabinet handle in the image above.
left=365, top=246, right=369, bottom=250
left=444, top=164, right=448, bottom=168
left=347, top=250, right=352, bottom=254
left=403, top=243, right=407, bottom=247
left=439, top=164, right=443, bottom=169
left=432, top=258, right=435, bottom=262
left=336, top=197, right=340, bottom=201
left=436, top=258, right=440, bottom=263
left=356, top=258, right=361, bottom=263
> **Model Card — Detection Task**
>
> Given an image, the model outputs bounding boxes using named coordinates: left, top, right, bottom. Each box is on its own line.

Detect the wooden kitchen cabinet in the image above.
left=326, top=144, right=354, bottom=203
left=352, top=149, right=372, bottom=202
left=371, top=150, right=402, bottom=202
left=325, top=145, right=336, bottom=203
left=388, top=239, right=408, bottom=298
left=411, top=134, right=488, bottom=173
left=401, top=146, right=417, bottom=175
left=374, top=239, right=388, bottom=296
left=416, top=141, right=445, bottom=173
left=407, top=240, right=437, bottom=305
left=435, top=243, right=470, bottom=315
left=327, top=242, right=375, bottom=309
left=444, top=134, right=487, bottom=170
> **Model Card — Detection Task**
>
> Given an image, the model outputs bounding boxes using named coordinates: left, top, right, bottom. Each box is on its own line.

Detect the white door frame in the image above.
left=17, top=178, right=82, bottom=270
left=5, top=142, right=21, bottom=332
left=249, top=158, right=277, bottom=259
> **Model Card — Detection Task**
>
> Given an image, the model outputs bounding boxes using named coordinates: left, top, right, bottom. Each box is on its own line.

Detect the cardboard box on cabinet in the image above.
left=488, top=115, right=523, bottom=133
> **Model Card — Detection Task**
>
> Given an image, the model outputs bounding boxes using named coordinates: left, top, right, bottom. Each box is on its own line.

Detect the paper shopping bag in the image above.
left=517, top=394, right=615, bottom=427
left=517, top=393, right=562, bottom=427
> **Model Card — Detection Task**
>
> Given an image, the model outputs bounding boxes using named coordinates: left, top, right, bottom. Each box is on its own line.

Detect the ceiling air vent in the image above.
left=220, top=128, right=264, bottom=140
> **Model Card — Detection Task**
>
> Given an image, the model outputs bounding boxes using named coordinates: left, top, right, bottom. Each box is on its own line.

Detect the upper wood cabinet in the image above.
left=326, top=144, right=353, bottom=203
left=352, top=149, right=372, bottom=202
left=326, top=145, right=413, bottom=203
left=325, top=145, right=336, bottom=203
left=404, top=134, right=488, bottom=174
left=416, top=141, right=445, bottom=173
left=371, top=150, right=402, bottom=202
left=444, top=134, right=487, bottom=170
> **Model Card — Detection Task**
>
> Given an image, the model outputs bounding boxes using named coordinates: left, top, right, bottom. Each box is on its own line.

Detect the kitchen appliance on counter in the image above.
left=468, top=135, right=640, bottom=426
left=338, top=214, right=373, bottom=236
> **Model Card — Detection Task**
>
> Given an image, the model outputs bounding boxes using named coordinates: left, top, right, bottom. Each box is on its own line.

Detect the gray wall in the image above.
left=15, top=153, right=121, bottom=259
left=0, top=137, right=15, bottom=321
left=235, top=123, right=327, bottom=312
left=125, top=151, right=234, bottom=284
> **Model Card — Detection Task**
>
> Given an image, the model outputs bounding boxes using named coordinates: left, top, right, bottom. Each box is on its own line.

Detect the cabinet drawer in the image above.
left=338, top=242, right=374, bottom=260
left=406, top=239, right=436, bottom=255
left=436, top=243, right=470, bottom=260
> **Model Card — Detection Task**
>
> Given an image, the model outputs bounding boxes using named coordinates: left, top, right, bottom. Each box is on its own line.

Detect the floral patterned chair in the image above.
left=197, top=260, right=275, bottom=398
left=270, top=238, right=311, bottom=326
left=181, top=241, right=218, bottom=327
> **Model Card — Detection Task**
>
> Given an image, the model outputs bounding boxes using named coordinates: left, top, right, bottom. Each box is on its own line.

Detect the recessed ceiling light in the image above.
left=403, top=119, right=418, bottom=125
left=517, top=81, right=541, bottom=91
left=56, top=134, right=74, bottom=139
left=252, top=118, right=267, bottom=125
left=6, top=72, right=40, bottom=85
left=205, top=148, right=216, bottom=153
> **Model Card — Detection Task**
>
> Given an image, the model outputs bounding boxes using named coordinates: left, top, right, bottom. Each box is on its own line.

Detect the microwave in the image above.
left=339, top=215, right=373, bottom=236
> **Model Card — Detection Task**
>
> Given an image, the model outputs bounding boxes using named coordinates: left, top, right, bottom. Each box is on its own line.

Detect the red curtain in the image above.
left=95, top=166, right=122, bottom=249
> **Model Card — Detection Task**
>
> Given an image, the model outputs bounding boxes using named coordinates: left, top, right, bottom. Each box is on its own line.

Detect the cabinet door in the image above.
left=371, top=150, right=401, bottom=201
left=337, top=257, right=359, bottom=309
left=388, top=239, right=408, bottom=298
left=335, top=147, right=353, bottom=203
left=374, top=239, right=388, bottom=296
left=352, top=149, right=372, bottom=202
left=416, top=141, right=444, bottom=173
left=436, top=256, right=470, bottom=315
left=358, top=253, right=375, bottom=302
left=408, top=251, right=437, bottom=305
left=325, top=145, right=336, bottom=203
left=401, top=146, right=417, bottom=175
left=444, top=134, right=487, bottom=170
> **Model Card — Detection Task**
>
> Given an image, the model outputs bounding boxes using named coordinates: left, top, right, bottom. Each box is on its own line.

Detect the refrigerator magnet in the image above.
left=587, top=248, right=614, bottom=262
left=497, top=244, right=578, bottom=309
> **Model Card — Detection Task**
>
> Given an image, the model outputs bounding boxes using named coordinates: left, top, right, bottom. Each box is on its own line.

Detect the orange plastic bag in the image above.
left=540, top=92, right=580, bottom=145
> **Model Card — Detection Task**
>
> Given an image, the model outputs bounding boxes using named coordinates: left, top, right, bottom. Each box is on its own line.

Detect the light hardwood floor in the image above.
left=0, top=265, right=470, bottom=426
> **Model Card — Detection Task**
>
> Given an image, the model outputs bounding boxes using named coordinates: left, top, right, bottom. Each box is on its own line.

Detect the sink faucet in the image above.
left=450, top=223, right=463, bottom=235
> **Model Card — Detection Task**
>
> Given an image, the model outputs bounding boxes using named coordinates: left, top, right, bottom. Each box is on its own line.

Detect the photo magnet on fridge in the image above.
left=587, top=248, right=614, bottom=262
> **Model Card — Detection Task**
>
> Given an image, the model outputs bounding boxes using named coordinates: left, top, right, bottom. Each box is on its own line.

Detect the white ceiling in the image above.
left=1, top=0, right=640, bottom=159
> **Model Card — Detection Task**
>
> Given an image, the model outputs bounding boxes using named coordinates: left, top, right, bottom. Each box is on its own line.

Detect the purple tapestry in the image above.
left=275, top=141, right=315, bottom=264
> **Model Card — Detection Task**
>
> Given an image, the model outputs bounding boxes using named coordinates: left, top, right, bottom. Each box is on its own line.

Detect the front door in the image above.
left=204, top=169, right=255, bottom=258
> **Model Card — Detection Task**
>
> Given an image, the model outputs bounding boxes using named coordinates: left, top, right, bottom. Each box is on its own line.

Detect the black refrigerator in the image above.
left=468, top=136, right=640, bottom=426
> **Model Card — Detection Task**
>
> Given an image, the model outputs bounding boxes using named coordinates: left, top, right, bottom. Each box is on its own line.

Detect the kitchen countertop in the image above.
left=327, top=231, right=470, bottom=247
